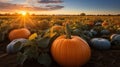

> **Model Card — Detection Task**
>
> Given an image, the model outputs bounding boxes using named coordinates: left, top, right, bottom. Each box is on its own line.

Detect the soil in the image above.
left=0, top=41, right=120, bottom=67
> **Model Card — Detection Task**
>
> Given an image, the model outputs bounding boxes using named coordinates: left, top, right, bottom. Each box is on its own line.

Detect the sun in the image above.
left=20, top=11, right=27, bottom=16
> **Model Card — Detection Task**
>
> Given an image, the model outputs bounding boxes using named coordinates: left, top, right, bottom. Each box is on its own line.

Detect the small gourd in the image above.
left=29, top=33, right=38, bottom=40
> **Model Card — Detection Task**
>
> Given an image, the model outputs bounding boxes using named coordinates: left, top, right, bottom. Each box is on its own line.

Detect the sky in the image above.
left=0, top=0, right=120, bottom=15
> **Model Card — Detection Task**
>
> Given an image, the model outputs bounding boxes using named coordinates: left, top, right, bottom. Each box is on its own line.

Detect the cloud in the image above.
left=0, top=0, right=12, bottom=2
left=0, top=0, right=64, bottom=12
left=22, top=5, right=64, bottom=11
left=0, top=2, right=64, bottom=12
left=0, top=2, right=24, bottom=11
left=26, top=0, right=38, bottom=6
left=37, top=0, right=63, bottom=3
left=45, top=5, right=64, bottom=10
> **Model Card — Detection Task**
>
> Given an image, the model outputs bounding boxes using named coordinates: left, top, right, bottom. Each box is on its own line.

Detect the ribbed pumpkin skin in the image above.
left=90, top=38, right=111, bottom=50
left=9, top=28, right=31, bottom=41
left=51, top=35, right=91, bottom=67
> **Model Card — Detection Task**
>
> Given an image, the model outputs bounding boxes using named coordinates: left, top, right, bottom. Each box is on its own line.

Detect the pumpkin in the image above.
left=90, top=29, right=97, bottom=36
left=102, top=22, right=109, bottom=27
left=83, top=30, right=93, bottom=37
left=51, top=25, right=63, bottom=33
left=9, top=28, right=31, bottom=41
left=95, top=22, right=102, bottom=26
left=110, top=34, right=118, bottom=40
left=111, top=35, right=120, bottom=45
left=100, top=30, right=110, bottom=35
left=72, top=29, right=81, bottom=36
left=51, top=24, right=91, bottom=67
left=28, top=33, right=38, bottom=40
left=86, top=21, right=94, bottom=26
left=6, top=38, right=28, bottom=54
left=90, top=38, right=111, bottom=50
left=51, top=35, right=91, bottom=66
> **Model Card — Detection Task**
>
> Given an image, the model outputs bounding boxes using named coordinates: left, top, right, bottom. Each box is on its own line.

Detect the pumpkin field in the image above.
left=0, top=15, right=120, bottom=67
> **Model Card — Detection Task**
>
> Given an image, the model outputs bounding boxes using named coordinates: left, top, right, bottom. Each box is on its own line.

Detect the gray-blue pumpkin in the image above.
left=110, top=34, right=118, bottom=40
left=90, top=29, right=97, bottom=36
left=95, top=22, right=102, bottom=26
left=90, top=38, right=111, bottom=50
left=72, top=29, right=81, bottom=36
left=111, top=35, right=120, bottom=45
left=83, top=30, right=93, bottom=37
left=100, top=30, right=110, bottom=35
left=6, top=38, right=28, bottom=54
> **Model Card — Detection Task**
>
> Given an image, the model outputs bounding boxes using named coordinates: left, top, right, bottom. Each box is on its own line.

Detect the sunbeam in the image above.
left=20, top=11, right=27, bottom=16
left=10, top=11, right=37, bottom=29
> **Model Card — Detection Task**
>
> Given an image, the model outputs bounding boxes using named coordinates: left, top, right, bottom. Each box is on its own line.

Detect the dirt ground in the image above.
left=0, top=41, right=120, bottom=67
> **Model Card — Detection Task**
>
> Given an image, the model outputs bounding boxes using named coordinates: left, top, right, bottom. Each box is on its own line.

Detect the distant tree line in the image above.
left=0, top=13, right=20, bottom=16
left=0, top=12, right=30, bottom=16
left=0, top=12, right=120, bottom=16
left=79, top=13, right=120, bottom=16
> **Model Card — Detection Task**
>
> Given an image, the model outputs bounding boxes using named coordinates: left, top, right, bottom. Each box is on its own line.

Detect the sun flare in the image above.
left=20, top=11, right=27, bottom=16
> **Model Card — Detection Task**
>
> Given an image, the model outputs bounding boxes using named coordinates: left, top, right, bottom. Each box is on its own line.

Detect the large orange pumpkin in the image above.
left=9, top=28, right=31, bottom=41
left=51, top=35, right=91, bottom=67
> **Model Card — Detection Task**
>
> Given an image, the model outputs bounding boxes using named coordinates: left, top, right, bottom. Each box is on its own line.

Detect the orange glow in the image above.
left=10, top=11, right=36, bottom=29
left=20, top=11, right=27, bottom=16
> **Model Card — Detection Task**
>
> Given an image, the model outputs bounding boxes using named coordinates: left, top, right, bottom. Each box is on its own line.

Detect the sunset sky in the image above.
left=0, top=0, right=120, bottom=15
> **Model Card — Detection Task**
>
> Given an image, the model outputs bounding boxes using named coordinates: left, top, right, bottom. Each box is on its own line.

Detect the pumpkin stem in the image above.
left=65, top=23, right=71, bottom=39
